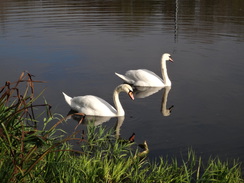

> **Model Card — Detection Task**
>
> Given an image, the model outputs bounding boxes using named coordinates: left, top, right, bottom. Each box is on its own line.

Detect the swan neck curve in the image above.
left=161, top=57, right=171, bottom=86
left=113, top=87, right=125, bottom=116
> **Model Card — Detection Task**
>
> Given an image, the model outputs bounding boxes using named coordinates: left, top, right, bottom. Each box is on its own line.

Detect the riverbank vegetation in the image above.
left=0, top=72, right=243, bottom=182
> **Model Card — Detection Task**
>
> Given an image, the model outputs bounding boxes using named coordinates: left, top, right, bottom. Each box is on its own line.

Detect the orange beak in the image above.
left=169, top=57, right=173, bottom=62
left=128, top=91, right=134, bottom=100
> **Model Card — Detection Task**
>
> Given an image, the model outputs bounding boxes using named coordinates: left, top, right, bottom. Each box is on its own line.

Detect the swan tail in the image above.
left=115, top=72, right=133, bottom=84
left=62, top=92, right=72, bottom=106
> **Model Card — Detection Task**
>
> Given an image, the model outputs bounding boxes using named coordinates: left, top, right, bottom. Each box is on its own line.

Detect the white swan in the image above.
left=115, top=53, right=173, bottom=87
left=62, top=84, right=134, bottom=117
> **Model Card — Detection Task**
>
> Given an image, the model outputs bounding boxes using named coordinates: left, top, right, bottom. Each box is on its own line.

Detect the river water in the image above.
left=0, top=0, right=244, bottom=165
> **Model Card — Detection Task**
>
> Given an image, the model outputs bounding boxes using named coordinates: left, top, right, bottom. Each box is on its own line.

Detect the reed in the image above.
left=0, top=72, right=243, bottom=182
left=0, top=72, right=82, bottom=182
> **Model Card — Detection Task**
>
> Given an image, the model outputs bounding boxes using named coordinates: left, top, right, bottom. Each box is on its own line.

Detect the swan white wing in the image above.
left=70, top=95, right=117, bottom=116
left=115, top=72, right=135, bottom=84
left=125, top=69, right=164, bottom=87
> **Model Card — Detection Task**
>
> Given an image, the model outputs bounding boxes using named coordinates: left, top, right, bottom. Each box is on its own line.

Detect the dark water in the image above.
left=1, top=0, right=244, bottom=165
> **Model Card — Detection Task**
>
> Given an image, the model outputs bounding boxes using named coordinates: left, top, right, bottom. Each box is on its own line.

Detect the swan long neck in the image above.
left=113, top=88, right=125, bottom=116
left=161, top=57, right=171, bottom=86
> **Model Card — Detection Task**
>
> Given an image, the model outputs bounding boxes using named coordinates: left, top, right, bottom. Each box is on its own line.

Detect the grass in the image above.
left=0, top=72, right=243, bottom=183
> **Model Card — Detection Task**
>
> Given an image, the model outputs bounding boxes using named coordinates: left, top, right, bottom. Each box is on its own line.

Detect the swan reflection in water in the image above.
left=133, top=86, right=174, bottom=116
left=133, top=86, right=163, bottom=98
left=66, top=110, right=127, bottom=139
left=66, top=111, right=149, bottom=157
left=160, top=86, right=174, bottom=116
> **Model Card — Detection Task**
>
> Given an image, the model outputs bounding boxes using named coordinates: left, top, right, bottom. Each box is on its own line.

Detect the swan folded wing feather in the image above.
left=115, top=72, right=135, bottom=85
left=71, top=95, right=117, bottom=116
left=126, top=69, right=164, bottom=87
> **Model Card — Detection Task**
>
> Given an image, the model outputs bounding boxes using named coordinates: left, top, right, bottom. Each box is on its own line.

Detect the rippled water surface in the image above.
left=1, top=0, right=244, bottom=165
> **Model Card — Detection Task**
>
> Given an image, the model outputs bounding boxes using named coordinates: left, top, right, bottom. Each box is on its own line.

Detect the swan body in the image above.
left=115, top=53, right=173, bottom=87
left=62, top=84, right=134, bottom=117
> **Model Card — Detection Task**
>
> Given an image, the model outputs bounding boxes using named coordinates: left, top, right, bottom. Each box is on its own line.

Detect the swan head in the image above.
left=162, top=53, right=173, bottom=62
left=117, top=84, right=134, bottom=100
